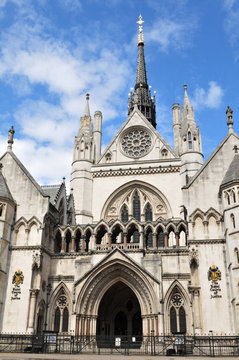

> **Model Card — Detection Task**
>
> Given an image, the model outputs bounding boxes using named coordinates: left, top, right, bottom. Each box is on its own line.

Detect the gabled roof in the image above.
left=183, top=132, right=239, bottom=189
left=0, top=151, right=46, bottom=197
left=0, top=169, right=14, bottom=203
left=41, top=184, right=62, bottom=205
left=221, top=154, right=239, bottom=187
left=97, top=106, right=177, bottom=164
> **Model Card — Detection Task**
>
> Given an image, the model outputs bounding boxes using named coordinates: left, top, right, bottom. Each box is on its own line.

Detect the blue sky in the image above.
left=0, top=0, right=238, bottom=185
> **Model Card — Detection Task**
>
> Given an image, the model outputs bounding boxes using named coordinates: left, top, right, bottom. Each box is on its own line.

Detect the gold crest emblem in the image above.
left=12, top=269, right=24, bottom=285
left=208, top=265, right=221, bottom=282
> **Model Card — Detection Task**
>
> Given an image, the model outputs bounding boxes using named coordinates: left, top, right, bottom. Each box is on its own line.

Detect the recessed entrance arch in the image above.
left=96, top=282, right=142, bottom=337
left=75, top=252, right=160, bottom=336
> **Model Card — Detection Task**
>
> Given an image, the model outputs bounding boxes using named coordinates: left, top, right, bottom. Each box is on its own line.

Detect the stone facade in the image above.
left=0, top=21, right=239, bottom=338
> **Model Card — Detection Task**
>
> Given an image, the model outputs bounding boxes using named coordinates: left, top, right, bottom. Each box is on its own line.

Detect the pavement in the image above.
left=0, top=354, right=237, bottom=360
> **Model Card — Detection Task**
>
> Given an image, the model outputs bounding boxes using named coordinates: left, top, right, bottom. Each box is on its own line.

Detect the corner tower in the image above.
left=128, top=15, right=156, bottom=128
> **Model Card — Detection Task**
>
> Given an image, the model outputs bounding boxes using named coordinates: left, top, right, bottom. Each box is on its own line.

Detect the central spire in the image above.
left=128, top=15, right=156, bottom=128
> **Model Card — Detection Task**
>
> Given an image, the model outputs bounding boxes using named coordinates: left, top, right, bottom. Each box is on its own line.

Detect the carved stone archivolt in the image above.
left=102, top=180, right=171, bottom=221
left=76, top=259, right=158, bottom=317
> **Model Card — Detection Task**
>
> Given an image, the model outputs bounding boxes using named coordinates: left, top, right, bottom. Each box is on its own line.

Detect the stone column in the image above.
left=153, top=233, right=157, bottom=248
left=175, top=232, right=179, bottom=247
left=164, top=233, right=168, bottom=247
left=75, top=315, right=80, bottom=335
left=61, top=236, right=65, bottom=253
left=155, top=316, right=159, bottom=336
left=139, top=231, right=144, bottom=248
left=71, top=236, right=75, bottom=252
left=123, top=232, right=127, bottom=248
left=27, top=289, right=39, bottom=333
left=108, top=233, right=112, bottom=247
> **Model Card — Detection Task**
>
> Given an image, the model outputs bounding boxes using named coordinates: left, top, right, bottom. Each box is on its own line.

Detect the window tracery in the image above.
left=169, top=289, right=186, bottom=334
left=121, top=128, right=152, bottom=158
left=53, top=289, right=69, bottom=333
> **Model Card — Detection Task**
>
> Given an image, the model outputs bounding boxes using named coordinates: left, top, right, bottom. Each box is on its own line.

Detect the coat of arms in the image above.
left=208, top=265, right=221, bottom=282
left=12, top=269, right=24, bottom=285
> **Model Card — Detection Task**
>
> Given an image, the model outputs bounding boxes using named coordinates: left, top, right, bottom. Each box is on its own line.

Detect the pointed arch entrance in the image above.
left=75, top=252, right=160, bottom=337
left=96, top=281, right=142, bottom=337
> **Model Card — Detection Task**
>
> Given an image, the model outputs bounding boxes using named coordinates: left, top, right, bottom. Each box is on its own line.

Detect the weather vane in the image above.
left=137, top=14, right=144, bottom=44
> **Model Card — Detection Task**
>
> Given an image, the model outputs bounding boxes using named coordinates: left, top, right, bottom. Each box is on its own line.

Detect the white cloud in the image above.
left=222, top=0, right=239, bottom=48
left=146, top=18, right=197, bottom=52
left=191, top=81, right=224, bottom=110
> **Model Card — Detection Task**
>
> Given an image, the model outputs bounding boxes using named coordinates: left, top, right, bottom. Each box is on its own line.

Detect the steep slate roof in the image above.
left=41, top=184, right=61, bottom=205
left=0, top=169, right=14, bottom=202
left=221, top=154, right=239, bottom=186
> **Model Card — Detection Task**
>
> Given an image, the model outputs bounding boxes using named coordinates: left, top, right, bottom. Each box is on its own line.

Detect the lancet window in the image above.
left=133, top=191, right=140, bottom=221
left=121, top=205, right=129, bottom=223
left=169, top=289, right=186, bottom=334
left=53, top=289, right=69, bottom=333
left=145, top=203, right=152, bottom=221
left=188, top=131, right=192, bottom=150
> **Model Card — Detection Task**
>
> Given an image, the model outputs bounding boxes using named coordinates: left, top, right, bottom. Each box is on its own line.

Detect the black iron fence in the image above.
left=0, top=333, right=239, bottom=356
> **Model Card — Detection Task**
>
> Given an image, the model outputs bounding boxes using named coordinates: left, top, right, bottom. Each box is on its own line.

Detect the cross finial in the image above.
left=233, top=145, right=239, bottom=154
left=137, top=14, right=144, bottom=45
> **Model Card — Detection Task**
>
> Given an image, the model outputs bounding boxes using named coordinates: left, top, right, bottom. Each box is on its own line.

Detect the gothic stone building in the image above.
left=0, top=18, right=239, bottom=337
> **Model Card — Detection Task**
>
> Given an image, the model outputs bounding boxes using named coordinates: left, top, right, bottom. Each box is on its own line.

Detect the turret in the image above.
left=70, top=94, right=94, bottom=224
left=128, top=15, right=156, bottom=128
left=179, top=85, right=203, bottom=184
left=93, top=110, right=102, bottom=163
left=172, top=103, right=181, bottom=155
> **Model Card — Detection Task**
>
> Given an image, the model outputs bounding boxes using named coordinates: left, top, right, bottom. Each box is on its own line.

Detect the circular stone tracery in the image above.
left=121, top=128, right=152, bottom=158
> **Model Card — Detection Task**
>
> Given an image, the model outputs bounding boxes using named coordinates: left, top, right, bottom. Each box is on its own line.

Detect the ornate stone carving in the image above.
left=189, top=248, right=199, bottom=266
left=32, top=250, right=42, bottom=269
left=121, top=128, right=152, bottom=158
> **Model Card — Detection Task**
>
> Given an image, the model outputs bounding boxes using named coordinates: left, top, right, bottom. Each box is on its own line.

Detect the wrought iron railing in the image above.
left=0, top=333, right=239, bottom=356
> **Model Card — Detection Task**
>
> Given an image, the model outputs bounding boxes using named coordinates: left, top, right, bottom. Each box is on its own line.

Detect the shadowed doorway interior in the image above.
left=96, top=281, right=142, bottom=337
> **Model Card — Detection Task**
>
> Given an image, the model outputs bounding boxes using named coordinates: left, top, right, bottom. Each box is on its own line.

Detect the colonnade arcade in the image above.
left=54, top=220, right=187, bottom=254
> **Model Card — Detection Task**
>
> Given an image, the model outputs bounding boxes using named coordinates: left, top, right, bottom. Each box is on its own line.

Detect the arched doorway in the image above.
left=96, top=282, right=142, bottom=337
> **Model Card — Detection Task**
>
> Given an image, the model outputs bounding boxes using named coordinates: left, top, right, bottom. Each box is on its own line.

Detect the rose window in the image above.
left=121, top=128, right=152, bottom=158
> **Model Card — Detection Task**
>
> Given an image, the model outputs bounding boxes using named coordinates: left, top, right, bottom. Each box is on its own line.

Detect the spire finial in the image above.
left=84, top=93, right=90, bottom=117
left=137, top=14, right=144, bottom=45
left=226, top=106, right=234, bottom=134
left=7, top=125, right=15, bottom=151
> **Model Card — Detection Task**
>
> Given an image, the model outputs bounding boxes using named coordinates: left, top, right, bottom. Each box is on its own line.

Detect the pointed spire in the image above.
left=128, top=15, right=156, bottom=128
left=182, top=85, right=195, bottom=123
left=7, top=125, right=15, bottom=151
left=226, top=106, right=234, bottom=134
left=84, top=93, right=90, bottom=117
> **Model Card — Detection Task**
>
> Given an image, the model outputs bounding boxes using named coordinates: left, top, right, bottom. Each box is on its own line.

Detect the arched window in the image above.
left=145, top=203, right=152, bottom=221
left=54, top=231, right=62, bottom=253
left=54, top=307, right=60, bottom=332
left=231, top=213, right=236, bottom=229
left=65, top=231, right=71, bottom=253
left=121, top=205, right=129, bottom=223
left=157, top=227, right=164, bottom=248
left=169, top=288, right=187, bottom=334
left=53, top=289, right=69, bottom=333
left=170, top=307, right=177, bottom=334
left=179, top=307, right=186, bottom=333
left=146, top=228, right=153, bottom=248
left=62, top=308, right=69, bottom=332
left=133, top=191, right=141, bottom=221
left=188, top=132, right=192, bottom=150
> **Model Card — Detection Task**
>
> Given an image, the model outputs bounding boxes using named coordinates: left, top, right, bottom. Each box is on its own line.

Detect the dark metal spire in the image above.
left=128, top=15, right=156, bottom=128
